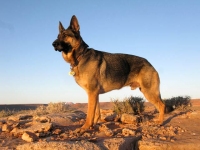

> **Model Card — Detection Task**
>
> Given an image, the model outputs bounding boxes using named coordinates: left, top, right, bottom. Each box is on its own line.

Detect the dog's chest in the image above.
left=62, top=51, right=73, bottom=63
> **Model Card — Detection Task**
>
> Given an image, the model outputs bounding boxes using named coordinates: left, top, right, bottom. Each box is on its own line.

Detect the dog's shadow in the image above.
left=163, top=111, right=186, bottom=125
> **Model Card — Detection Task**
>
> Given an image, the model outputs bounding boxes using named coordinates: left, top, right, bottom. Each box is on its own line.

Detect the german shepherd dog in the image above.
left=52, top=15, right=165, bottom=133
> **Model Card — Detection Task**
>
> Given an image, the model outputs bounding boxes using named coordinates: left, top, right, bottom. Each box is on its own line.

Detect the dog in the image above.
left=52, top=15, right=165, bottom=133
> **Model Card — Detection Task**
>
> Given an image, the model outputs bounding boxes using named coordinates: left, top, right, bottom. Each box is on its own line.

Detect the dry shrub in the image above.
left=164, top=96, right=191, bottom=113
left=47, top=102, right=69, bottom=113
left=0, top=109, right=15, bottom=118
left=35, top=105, right=48, bottom=115
left=35, top=102, right=71, bottom=115
left=0, top=109, right=35, bottom=118
left=112, top=96, right=145, bottom=115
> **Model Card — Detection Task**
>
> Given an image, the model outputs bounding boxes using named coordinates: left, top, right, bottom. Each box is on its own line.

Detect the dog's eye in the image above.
left=63, top=33, right=68, bottom=38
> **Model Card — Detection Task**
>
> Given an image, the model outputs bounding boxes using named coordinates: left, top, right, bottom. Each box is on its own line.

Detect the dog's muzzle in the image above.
left=52, top=40, right=62, bottom=52
left=52, top=41, right=58, bottom=47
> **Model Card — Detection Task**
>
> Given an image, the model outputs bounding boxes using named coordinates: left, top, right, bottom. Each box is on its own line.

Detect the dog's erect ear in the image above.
left=70, top=15, right=80, bottom=33
left=59, top=21, right=65, bottom=33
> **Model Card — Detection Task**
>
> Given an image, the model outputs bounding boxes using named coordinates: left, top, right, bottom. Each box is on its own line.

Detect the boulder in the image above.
left=22, top=131, right=38, bottom=142
left=48, top=111, right=86, bottom=126
left=120, top=113, right=139, bottom=124
left=100, top=109, right=117, bottom=122
left=2, top=124, right=12, bottom=132
left=25, top=122, right=52, bottom=133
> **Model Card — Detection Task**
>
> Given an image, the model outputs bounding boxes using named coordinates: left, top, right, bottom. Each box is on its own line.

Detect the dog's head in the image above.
left=52, top=15, right=87, bottom=53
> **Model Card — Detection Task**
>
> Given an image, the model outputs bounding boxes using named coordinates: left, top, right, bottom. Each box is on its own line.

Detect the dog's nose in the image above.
left=52, top=41, right=58, bottom=47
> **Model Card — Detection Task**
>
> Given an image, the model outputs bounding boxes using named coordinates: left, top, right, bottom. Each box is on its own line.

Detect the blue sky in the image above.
left=0, top=0, right=199, bottom=104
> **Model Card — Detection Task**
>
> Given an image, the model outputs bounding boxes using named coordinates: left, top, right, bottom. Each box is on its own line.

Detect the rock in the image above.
left=159, top=136, right=167, bottom=140
left=99, top=124, right=114, bottom=137
left=6, top=120, right=16, bottom=126
left=170, top=139, right=175, bottom=142
left=2, top=124, right=12, bottom=132
left=48, top=115, right=74, bottom=126
left=83, top=132, right=92, bottom=138
left=69, top=111, right=86, bottom=121
left=8, top=114, right=33, bottom=122
left=45, top=111, right=86, bottom=126
left=8, top=116, right=20, bottom=122
left=19, top=115, right=33, bottom=120
left=100, top=109, right=117, bottom=122
left=12, top=122, right=20, bottom=128
left=11, top=127, right=23, bottom=136
left=0, top=119, right=6, bottom=125
left=60, top=133, right=69, bottom=139
left=16, top=140, right=102, bottom=150
left=18, top=120, right=32, bottom=127
left=98, top=137, right=140, bottom=150
left=16, top=137, right=140, bottom=150
left=52, top=128, right=62, bottom=135
left=122, top=128, right=135, bottom=136
left=36, top=132, right=51, bottom=137
left=22, top=131, right=38, bottom=142
left=146, top=134, right=152, bottom=139
left=138, top=138, right=200, bottom=150
left=34, top=116, right=51, bottom=123
left=25, top=122, right=53, bottom=133
left=120, top=113, right=139, bottom=124
left=79, top=119, right=85, bottom=125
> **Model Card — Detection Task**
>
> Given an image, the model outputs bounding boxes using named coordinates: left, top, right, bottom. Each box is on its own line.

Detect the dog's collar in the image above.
left=70, top=52, right=83, bottom=68
left=70, top=44, right=89, bottom=68
left=69, top=53, right=83, bottom=76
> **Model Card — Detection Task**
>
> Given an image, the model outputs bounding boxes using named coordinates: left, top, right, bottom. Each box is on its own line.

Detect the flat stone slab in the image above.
left=138, top=139, right=200, bottom=150
left=16, top=140, right=102, bottom=150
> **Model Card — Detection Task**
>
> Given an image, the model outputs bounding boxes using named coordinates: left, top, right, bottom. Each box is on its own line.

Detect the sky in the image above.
left=0, top=0, right=199, bottom=104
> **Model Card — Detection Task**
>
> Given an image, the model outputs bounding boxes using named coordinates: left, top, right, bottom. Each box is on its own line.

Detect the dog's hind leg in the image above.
left=139, top=69, right=165, bottom=124
left=142, top=89, right=165, bottom=124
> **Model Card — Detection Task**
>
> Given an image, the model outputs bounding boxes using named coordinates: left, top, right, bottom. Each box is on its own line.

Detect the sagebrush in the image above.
left=35, top=102, right=72, bottom=115
left=112, top=96, right=145, bottom=115
left=164, top=96, right=191, bottom=113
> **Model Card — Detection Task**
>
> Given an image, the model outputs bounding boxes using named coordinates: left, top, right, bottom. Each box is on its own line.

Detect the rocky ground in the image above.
left=0, top=100, right=200, bottom=150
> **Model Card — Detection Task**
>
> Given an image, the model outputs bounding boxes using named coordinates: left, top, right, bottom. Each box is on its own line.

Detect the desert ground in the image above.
left=0, top=99, right=200, bottom=150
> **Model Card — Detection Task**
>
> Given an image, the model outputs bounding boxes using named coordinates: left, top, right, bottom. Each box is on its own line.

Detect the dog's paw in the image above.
left=74, top=128, right=87, bottom=135
left=153, top=118, right=164, bottom=125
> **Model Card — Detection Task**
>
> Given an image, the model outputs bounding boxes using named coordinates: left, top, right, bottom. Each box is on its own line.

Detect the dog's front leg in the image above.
left=76, top=91, right=99, bottom=134
left=93, top=99, right=100, bottom=125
